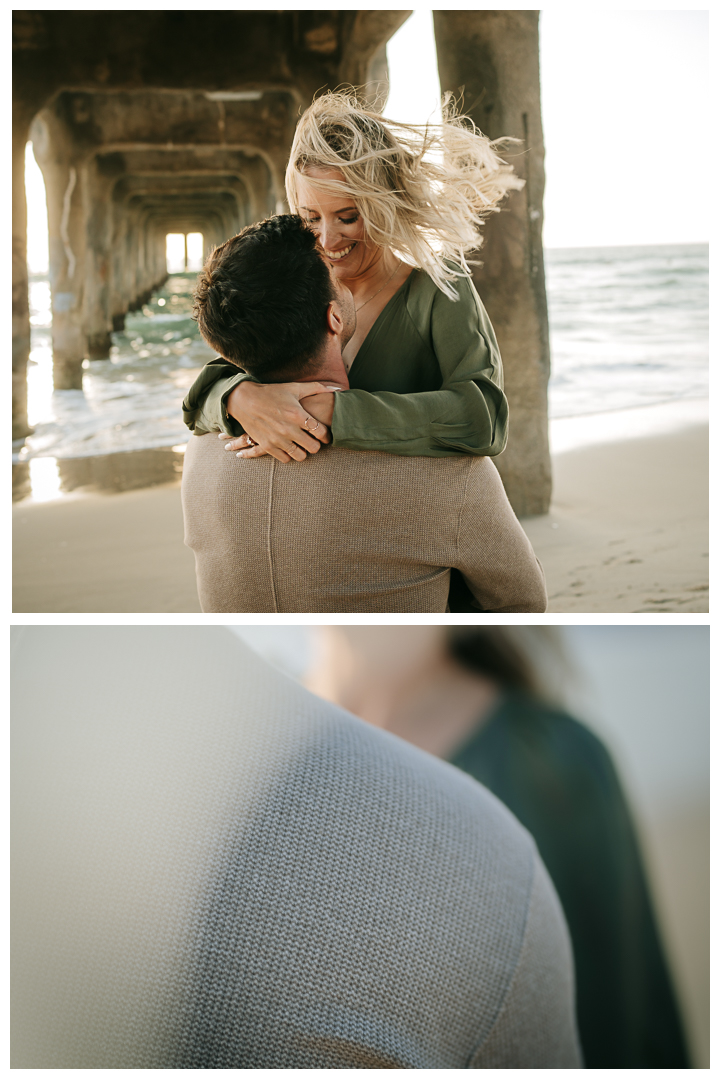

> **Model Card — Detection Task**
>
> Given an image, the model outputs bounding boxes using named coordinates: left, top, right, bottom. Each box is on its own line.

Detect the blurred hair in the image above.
left=286, top=88, right=524, bottom=300
left=447, top=627, right=568, bottom=701
left=192, top=214, right=334, bottom=378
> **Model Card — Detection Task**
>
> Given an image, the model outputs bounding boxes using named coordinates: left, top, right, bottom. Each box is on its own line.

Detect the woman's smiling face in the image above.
left=295, top=167, right=381, bottom=281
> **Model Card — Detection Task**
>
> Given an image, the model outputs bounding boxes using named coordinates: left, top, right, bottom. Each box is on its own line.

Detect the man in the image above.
left=182, top=215, right=547, bottom=613
left=12, top=626, right=581, bottom=1067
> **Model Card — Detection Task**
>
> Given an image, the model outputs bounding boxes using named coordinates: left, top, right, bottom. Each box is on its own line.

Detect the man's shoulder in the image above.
left=282, top=446, right=475, bottom=528
left=319, top=445, right=475, bottom=476
left=12, top=627, right=560, bottom=1069
left=305, top=698, right=538, bottom=887
left=265, top=701, right=543, bottom=1063
left=251, top=670, right=539, bottom=905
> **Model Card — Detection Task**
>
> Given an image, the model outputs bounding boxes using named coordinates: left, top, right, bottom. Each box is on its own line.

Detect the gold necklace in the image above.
left=355, top=261, right=403, bottom=312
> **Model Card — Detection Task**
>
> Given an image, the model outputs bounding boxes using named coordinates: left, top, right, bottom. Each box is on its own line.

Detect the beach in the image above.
left=524, top=419, right=708, bottom=613
left=13, top=413, right=708, bottom=614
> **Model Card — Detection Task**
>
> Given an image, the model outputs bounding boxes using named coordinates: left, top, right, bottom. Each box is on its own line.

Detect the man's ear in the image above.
left=327, top=300, right=343, bottom=338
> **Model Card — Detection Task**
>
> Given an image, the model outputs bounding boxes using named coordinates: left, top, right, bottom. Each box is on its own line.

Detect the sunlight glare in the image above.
left=25, top=142, right=49, bottom=275
left=29, top=456, right=62, bottom=502
left=26, top=344, right=55, bottom=427
left=186, top=233, right=204, bottom=271
left=385, top=12, right=442, bottom=127
left=166, top=233, right=186, bottom=273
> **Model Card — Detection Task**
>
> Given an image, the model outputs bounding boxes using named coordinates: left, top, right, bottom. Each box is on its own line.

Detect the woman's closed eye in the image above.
left=305, top=215, right=359, bottom=226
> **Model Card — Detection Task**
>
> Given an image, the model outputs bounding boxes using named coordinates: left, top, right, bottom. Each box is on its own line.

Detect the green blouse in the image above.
left=182, top=268, right=508, bottom=457
left=452, top=692, right=690, bottom=1069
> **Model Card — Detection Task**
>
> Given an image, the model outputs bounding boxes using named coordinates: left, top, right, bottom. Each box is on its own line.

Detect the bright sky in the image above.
left=25, top=143, right=49, bottom=274
left=384, top=8, right=709, bottom=248
left=539, top=10, right=708, bottom=247
left=25, top=8, right=708, bottom=270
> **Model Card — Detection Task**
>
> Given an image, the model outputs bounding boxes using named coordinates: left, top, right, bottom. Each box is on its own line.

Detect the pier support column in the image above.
left=48, top=159, right=88, bottom=387
left=83, top=157, right=125, bottom=358
left=30, top=115, right=88, bottom=388
left=109, top=196, right=130, bottom=331
left=433, top=10, right=551, bottom=516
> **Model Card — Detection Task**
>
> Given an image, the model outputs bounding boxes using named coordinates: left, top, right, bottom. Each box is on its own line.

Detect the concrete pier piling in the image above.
left=434, top=10, right=551, bottom=516
left=13, top=10, right=551, bottom=513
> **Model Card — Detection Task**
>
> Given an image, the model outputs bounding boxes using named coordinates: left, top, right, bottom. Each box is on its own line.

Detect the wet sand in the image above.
left=13, top=422, right=708, bottom=614
left=13, top=482, right=201, bottom=614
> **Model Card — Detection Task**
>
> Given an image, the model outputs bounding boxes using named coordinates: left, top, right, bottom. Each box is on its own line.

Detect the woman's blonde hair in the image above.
left=285, top=89, right=524, bottom=300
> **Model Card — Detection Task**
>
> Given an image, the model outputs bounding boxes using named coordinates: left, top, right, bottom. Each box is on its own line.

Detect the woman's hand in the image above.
left=221, top=380, right=340, bottom=463
left=299, top=390, right=336, bottom=428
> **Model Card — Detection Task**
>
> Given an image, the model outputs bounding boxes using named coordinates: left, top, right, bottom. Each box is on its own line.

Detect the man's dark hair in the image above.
left=193, top=215, right=335, bottom=379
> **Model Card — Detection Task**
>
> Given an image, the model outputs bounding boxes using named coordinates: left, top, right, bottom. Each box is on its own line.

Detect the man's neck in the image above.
left=294, top=339, right=349, bottom=389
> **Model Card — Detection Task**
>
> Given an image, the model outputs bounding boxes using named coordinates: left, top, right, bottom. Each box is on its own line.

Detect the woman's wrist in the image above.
left=217, top=374, right=257, bottom=434
left=225, top=379, right=261, bottom=425
left=300, top=390, right=335, bottom=428
left=225, top=381, right=247, bottom=423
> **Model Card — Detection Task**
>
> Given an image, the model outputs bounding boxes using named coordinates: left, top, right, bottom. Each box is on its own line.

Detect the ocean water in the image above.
left=545, top=243, right=708, bottom=418
left=19, top=273, right=216, bottom=462
left=16, top=244, right=708, bottom=465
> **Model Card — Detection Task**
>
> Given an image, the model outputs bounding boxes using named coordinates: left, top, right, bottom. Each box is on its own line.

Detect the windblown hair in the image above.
left=192, top=215, right=334, bottom=379
left=286, top=89, right=524, bottom=300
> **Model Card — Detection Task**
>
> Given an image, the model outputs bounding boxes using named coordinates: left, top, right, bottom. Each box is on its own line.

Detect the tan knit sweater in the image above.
left=182, top=434, right=547, bottom=613
left=12, top=627, right=581, bottom=1068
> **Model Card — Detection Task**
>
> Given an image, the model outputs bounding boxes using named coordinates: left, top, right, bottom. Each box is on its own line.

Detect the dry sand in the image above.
left=522, top=423, right=708, bottom=613
left=13, top=422, right=708, bottom=614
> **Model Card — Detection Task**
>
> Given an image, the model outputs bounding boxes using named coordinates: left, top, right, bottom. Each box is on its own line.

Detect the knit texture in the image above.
left=182, top=435, right=547, bottom=613
left=12, top=627, right=579, bottom=1068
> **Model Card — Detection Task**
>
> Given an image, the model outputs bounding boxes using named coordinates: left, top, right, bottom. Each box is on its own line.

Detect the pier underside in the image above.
left=13, top=10, right=551, bottom=514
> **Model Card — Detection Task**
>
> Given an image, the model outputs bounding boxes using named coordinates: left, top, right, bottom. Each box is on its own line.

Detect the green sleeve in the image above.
left=182, top=358, right=257, bottom=437
left=332, top=273, right=509, bottom=457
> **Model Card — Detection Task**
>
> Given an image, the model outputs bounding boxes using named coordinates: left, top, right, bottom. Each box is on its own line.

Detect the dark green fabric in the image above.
left=451, top=693, right=690, bottom=1068
left=182, top=268, right=508, bottom=457
left=182, top=357, right=256, bottom=437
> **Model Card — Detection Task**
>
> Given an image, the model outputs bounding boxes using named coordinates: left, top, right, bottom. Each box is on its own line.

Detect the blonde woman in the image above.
left=183, top=90, right=523, bottom=464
